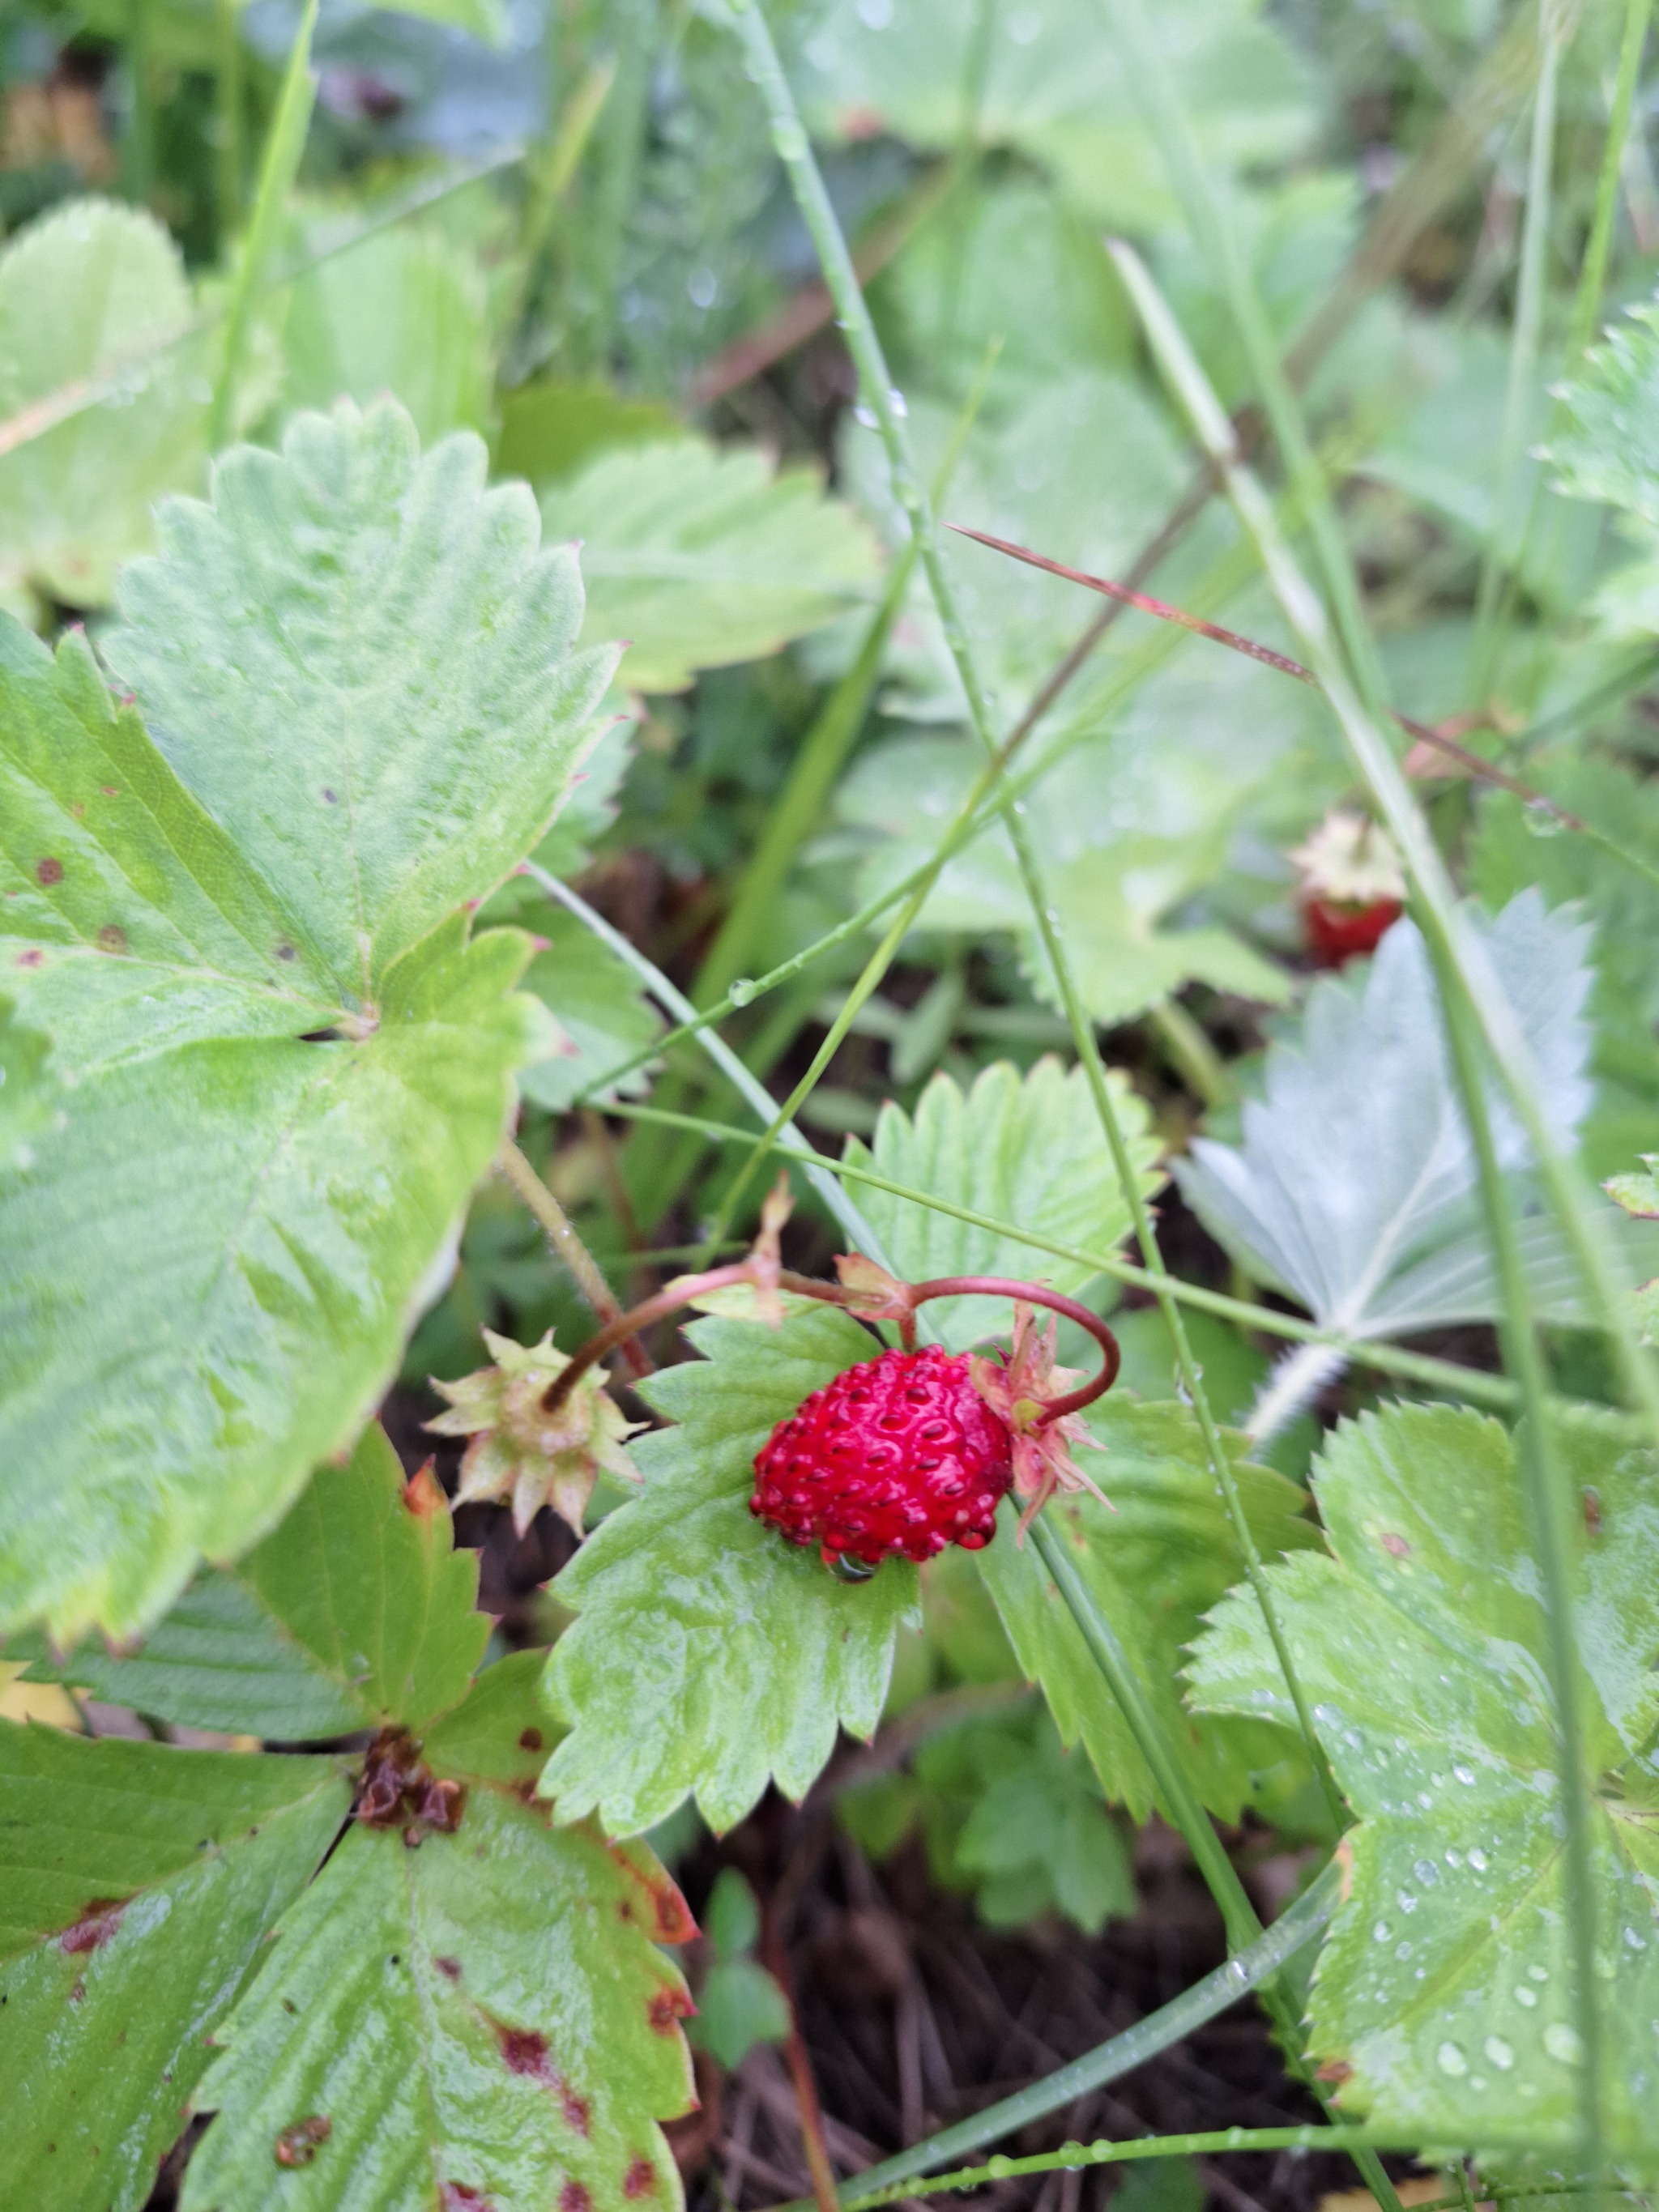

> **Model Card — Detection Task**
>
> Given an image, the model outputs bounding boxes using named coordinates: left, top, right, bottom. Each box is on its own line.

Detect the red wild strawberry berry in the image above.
left=750, top=1344, right=1014, bottom=1569
left=1299, top=890, right=1404, bottom=966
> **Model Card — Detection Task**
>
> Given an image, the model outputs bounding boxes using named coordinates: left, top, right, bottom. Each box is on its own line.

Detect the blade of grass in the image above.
left=725, top=0, right=1353, bottom=1976
left=834, top=2124, right=1567, bottom=2212
left=602, top=1093, right=1647, bottom=1435
left=1566, top=0, right=1654, bottom=365
left=1105, top=198, right=1626, bottom=2208
left=124, top=0, right=155, bottom=207
left=1107, top=214, right=1659, bottom=1465
left=1468, top=0, right=1569, bottom=703
left=1434, top=948, right=1606, bottom=2177
left=523, top=865, right=903, bottom=1275
left=208, top=0, right=320, bottom=450
left=214, top=0, right=244, bottom=246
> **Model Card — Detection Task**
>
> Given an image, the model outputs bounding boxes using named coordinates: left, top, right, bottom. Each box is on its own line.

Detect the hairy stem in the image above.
left=496, top=1140, right=651, bottom=1379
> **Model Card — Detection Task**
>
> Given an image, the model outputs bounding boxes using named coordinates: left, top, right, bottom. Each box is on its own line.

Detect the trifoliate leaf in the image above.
left=1178, top=893, right=1604, bottom=1342
left=914, top=1705, right=1136, bottom=1935
left=0, top=197, right=211, bottom=616
left=798, top=0, right=1316, bottom=234
left=539, top=1307, right=919, bottom=1835
left=429, top=1328, right=644, bottom=1536
left=0, top=1725, right=351, bottom=2211
left=977, top=1396, right=1320, bottom=1825
left=183, top=1662, right=695, bottom=2212
left=0, top=400, right=615, bottom=1645
left=1188, top=1402, right=1659, bottom=2154
left=539, top=436, right=882, bottom=693
left=13, top=1426, right=490, bottom=1739
left=279, top=219, right=492, bottom=445
left=844, top=1057, right=1163, bottom=1351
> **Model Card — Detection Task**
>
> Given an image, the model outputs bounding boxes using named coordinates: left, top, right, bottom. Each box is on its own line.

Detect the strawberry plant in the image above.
left=6, top=0, right=1659, bottom=2208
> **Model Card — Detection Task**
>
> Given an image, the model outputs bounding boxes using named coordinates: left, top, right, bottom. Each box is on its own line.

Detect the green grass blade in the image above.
left=208, top=0, right=319, bottom=449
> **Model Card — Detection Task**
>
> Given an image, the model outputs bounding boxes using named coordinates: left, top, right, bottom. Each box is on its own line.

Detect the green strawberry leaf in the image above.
left=799, top=0, right=1316, bottom=234
left=0, top=1724, right=351, bottom=2211
left=0, top=198, right=211, bottom=616
left=538, top=435, right=882, bottom=693
left=539, top=1306, right=919, bottom=1835
left=844, top=1056, right=1164, bottom=1350
left=279, top=218, right=493, bottom=447
left=1188, top=1402, right=1659, bottom=2152
left=978, top=1396, right=1321, bottom=1825
left=916, top=1705, right=1137, bottom=1935
left=0, top=402, right=614, bottom=1647
left=183, top=1659, right=696, bottom=2212
left=12, top=1425, right=488, bottom=1739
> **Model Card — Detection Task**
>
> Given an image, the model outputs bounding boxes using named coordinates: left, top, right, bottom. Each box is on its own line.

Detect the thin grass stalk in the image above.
left=636, top=347, right=996, bottom=1235
left=524, top=867, right=902, bottom=1275
left=825, top=1864, right=1340, bottom=2205
left=208, top=0, right=320, bottom=450
left=1107, top=239, right=1659, bottom=1457
left=582, top=0, right=659, bottom=369
left=601, top=1093, right=1647, bottom=1434
left=1107, top=219, right=1621, bottom=2201
left=214, top=0, right=244, bottom=245
left=1495, top=0, right=1654, bottom=676
left=833, top=2125, right=1572, bottom=2212
left=124, top=0, right=155, bottom=206
left=512, top=57, right=616, bottom=344
left=696, top=342, right=998, bottom=1012
left=722, top=0, right=1347, bottom=1848
left=1028, top=1515, right=1259, bottom=1949
left=1433, top=961, right=1605, bottom=2176
left=1566, top=0, right=1654, bottom=364
left=1469, top=1, right=1568, bottom=701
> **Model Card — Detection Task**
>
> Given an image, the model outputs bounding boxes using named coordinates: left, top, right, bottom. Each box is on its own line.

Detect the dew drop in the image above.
left=1484, top=2036, right=1515, bottom=2071
left=1397, top=1889, right=1418, bottom=1914
left=728, top=978, right=758, bottom=1007
left=888, top=388, right=908, bottom=418
left=1372, top=1920, right=1391, bottom=1943
left=853, top=404, right=878, bottom=428
left=1467, top=1847, right=1488, bottom=1872
left=1544, top=2023, right=1584, bottom=2066
left=1528, top=1963, right=1549, bottom=1982
left=1516, top=1985, right=1538, bottom=2008
left=1435, top=2041, right=1469, bottom=2077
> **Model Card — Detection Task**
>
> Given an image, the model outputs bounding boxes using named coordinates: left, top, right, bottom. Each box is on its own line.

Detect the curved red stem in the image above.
left=905, top=1276, right=1120, bottom=1421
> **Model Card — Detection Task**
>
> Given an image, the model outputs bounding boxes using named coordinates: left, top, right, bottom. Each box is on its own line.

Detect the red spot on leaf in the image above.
left=492, top=2022, right=591, bottom=2133
left=275, top=2116, right=331, bottom=2167
left=561, top=2185, right=592, bottom=2212
left=441, top=2187, right=492, bottom=2209
left=16, top=948, right=44, bottom=968
left=68, top=1975, right=86, bottom=2003
left=605, top=1843, right=694, bottom=1945
left=60, top=1900, right=124, bottom=1955
left=435, top=1955, right=463, bottom=1982
left=648, top=1987, right=693, bottom=2035
left=518, top=1727, right=544, bottom=1753
left=624, top=2156, right=657, bottom=2197
left=96, top=924, right=128, bottom=955
left=35, top=858, right=63, bottom=886
left=1380, top=1532, right=1410, bottom=1558
left=498, top=2026, right=555, bottom=2083
left=99, top=786, right=119, bottom=798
